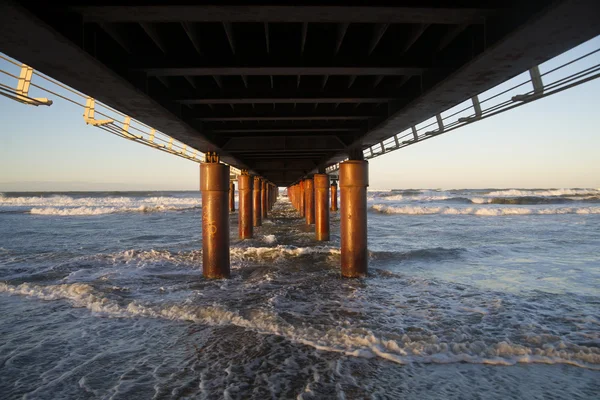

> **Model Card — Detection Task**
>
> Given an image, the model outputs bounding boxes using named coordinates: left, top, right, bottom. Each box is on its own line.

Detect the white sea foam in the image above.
left=263, top=235, right=277, bottom=244
left=0, top=195, right=201, bottom=215
left=29, top=205, right=198, bottom=216
left=486, top=189, right=600, bottom=197
left=1, top=281, right=598, bottom=369
left=371, top=204, right=600, bottom=216
left=0, top=282, right=123, bottom=314
left=231, top=245, right=340, bottom=262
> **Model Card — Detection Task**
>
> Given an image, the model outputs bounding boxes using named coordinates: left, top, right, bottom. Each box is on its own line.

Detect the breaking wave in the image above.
left=484, top=189, right=600, bottom=197
left=29, top=205, right=199, bottom=216
left=0, top=194, right=201, bottom=215
left=1, top=281, right=598, bottom=369
left=468, top=196, right=600, bottom=205
left=371, top=204, right=600, bottom=216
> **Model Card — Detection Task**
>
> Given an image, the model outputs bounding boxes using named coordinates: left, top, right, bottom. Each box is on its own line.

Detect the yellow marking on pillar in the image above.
left=83, top=97, right=113, bottom=126
left=149, top=128, right=155, bottom=142
left=15, top=64, right=51, bottom=106
left=181, top=145, right=187, bottom=156
left=168, top=137, right=174, bottom=150
left=207, top=221, right=218, bottom=237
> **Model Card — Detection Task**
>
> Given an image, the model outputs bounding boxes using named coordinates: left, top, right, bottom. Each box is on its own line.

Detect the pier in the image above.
left=1, top=1, right=599, bottom=278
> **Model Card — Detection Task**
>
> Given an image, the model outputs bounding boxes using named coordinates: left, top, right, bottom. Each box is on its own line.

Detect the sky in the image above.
left=1, top=37, right=599, bottom=191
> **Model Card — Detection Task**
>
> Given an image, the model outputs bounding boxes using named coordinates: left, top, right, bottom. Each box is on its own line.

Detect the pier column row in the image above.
left=200, top=159, right=230, bottom=279
left=299, top=180, right=305, bottom=217
left=253, top=177, right=262, bottom=227
left=229, top=181, right=235, bottom=212
left=261, top=180, right=268, bottom=219
left=330, top=180, right=338, bottom=212
left=292, top=184, right=299, bottom=211
left=290, top=184, right=298, bottom=210
left=304, top=177, right=315, bottom=225
left=340, top=160, right=369, bottom=278
left=238, top=173, right=253, bottom=239
left=314, top=174, right=330, bottom=241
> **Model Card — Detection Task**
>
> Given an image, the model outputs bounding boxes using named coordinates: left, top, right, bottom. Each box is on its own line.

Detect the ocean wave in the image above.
left=1, top=194, right=202, bottom=215
left=370, top=248, right=466, bottom=262
left=368, top=194, right=453, bottom=202
left=29, top=205, right=200, bottom=216
left=231, top=245, right=341, bottom=262
left=371, top=204, right=600, bottom=216
left=468, top=196, right=594, bottom=205
left=1, top=281, right=598, bottom=369
left=485, top=189, right=600, bottom=197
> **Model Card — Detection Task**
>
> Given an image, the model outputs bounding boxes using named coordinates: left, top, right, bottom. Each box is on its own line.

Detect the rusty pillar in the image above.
left=292, top=185, right=297, bottom=210
left=330, top=180, right=338, bottom=211
left=229, top=181, right=235, bottom=212
left=200, top=161, right=230, bottom=279
left=294, top=185, right=299, bottom=210
left=340, top=160, right=369, bottom=278
left=305, top=177, right=315, bottom=225
left=253, top=177, right=262, bottom=227
left=238, top=174, right=253, bottom=239
left=272, top=185, right=277, bottom=208
left=314, top=174, right=330, bottom=241
left=299, top=180, right=305, bottom=217
left=262, top=180, right=268, bottom=218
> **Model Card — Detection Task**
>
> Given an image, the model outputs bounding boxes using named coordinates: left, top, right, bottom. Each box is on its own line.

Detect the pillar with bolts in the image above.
left=330, top=180, right=338, bottom=211
left=200, top=153, right=230, bottom=279
left=300, top=180, right=305, bottom=217
left=253, top=177, right=262, bottom=227
left=229, top=181, right=235, bottom=212
left=262, top=180, right=268, bottom=219
left=314, top=174, right=330, bottom=241
left=305, top=177, right=315, bottom=225
left=238, top=173, right=253, bottom=239
left=340, top=160, right=369, bottom=277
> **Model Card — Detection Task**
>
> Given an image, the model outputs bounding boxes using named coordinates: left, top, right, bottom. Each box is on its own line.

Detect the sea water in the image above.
left=0, top=189, right=599, bottom=399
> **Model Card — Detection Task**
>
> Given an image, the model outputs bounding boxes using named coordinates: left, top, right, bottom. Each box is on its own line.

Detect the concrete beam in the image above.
left=73, top=6, right=494, bottom=24
left=140, top=67, right=428, bottom=77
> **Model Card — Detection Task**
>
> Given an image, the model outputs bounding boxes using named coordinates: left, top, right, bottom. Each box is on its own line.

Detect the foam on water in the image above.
left=485, top=188, right=600, bottom=197
left=0, top=194, right=201, bottom=215
left=371, top=204, right=600, bottom=216
left=1, top=281, right=598, bottom=370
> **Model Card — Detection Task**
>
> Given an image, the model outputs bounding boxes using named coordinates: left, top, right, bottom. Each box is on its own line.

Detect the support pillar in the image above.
left=200, top=156, right=230, bottom=279
left=253, top=177, right=262, bottom=227
left=229, top=181, right=235, bottom=212
left=300, top=180, right=305, bottom=217
left=340, top=160, right=369, bottom=278
left=292, top=185, right=298, bottom=210
left=262, top=180, right=268, bottom=219
left=305, top=177, right=315, bottom=225
left=314, top=174, right=330, bottom=241
left=238, top=173, right=253, bottom=239
left=330, top=180, right=338, bottom=211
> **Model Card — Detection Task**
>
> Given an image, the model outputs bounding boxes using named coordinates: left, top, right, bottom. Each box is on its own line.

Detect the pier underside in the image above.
left=1, top=1, right=599, bottom=186
left=1, top=1, right=599, bottom=278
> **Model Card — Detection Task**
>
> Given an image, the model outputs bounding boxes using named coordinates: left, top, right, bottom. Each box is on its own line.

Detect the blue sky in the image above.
left=1, top=37, right=599, bottom=191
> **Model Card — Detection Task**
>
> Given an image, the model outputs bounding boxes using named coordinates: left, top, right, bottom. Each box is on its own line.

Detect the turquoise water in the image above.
left=1, top=189, right=599, bottom=399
